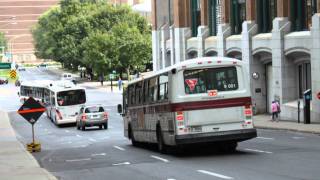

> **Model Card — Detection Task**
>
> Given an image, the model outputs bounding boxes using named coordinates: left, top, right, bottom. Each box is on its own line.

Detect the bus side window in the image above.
left=143, top=80, right=148, bottom=103
left=158, top=73, right=168, bottom=101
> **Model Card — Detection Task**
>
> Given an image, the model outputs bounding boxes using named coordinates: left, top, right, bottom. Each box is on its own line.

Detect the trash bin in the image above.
left=303, top=89, right=311, bottom=124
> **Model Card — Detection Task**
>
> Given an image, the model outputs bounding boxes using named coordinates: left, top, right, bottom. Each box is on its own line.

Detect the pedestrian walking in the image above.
left=118, top=77, right=122, bottom=91
left=271, top=101, right=280, bottom=122
left=99, top=74, right=104, bottom=86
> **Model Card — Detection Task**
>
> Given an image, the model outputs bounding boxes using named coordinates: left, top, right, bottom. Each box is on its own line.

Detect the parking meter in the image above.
left=303, top=89, right=311, bottom=124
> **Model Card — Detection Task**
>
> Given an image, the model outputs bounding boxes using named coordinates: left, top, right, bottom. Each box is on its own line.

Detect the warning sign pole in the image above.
left=32, top=123, right=35, bottom=144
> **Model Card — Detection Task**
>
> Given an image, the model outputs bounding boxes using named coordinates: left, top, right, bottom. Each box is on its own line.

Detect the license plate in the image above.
left=92, top=115, right=99, bottom=118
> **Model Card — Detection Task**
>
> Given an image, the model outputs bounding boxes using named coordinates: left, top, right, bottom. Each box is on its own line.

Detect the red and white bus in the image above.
left=118, top=57, right=257, bottom=152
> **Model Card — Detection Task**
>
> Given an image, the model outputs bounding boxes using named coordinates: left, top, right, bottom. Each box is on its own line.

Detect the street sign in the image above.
left=109, top=74, right=114, bottom=79
left=17, top=97, right=45, bottom=153
left=0, top=62, right=11, bottom=69
left=9, top=70, right=16, bottom=79
left=17, top=97, right=46, bottom=125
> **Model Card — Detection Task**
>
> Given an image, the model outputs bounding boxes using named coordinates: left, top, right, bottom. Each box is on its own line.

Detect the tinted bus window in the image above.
left=184, top=67, right=238, bottom=94
left=57, top=90, right=86, bottom=106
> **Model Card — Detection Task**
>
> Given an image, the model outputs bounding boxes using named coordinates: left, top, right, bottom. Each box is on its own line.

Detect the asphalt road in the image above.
left=4, top=67, right=320, bottom=180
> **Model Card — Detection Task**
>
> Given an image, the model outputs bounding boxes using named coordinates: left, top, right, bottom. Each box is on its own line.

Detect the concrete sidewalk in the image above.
left=254, top=114, right=320, bottom=134
left=0, top=110, right=57, bottom=180
left=79, top=81, right=124, bottom=93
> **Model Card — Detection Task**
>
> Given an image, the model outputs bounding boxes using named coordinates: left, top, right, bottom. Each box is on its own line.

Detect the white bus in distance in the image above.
left=118, top=57, right=257, bottom=153
left=45, top=81, right=86, bottom=125
left=18, top=80, right=53, bottom=103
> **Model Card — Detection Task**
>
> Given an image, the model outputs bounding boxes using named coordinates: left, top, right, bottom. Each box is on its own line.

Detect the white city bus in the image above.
left=118, top=57, right=257, bottom=152
left=18, top=80, right=53, bottom=103
left=45, top=81, right=86, bottom=125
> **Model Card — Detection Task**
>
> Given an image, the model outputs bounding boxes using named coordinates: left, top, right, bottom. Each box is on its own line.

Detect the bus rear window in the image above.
left=57, top=90, right=86, bottom=106
left=184, top=67, right=238, bottom=94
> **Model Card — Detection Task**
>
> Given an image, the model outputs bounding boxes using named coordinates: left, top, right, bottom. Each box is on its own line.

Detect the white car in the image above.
left=61, top=73, right=74, bottom=80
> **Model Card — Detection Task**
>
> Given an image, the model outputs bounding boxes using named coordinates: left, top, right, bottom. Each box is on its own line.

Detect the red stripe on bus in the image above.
left=171, top=97, right=251, bottom=112
left=18, top=108, right=46, bottom=114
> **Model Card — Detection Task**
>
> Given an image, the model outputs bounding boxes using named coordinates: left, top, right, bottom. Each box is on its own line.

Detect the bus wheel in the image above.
left=157, top=126, right=167, bottom=153
left=129, top=125, right=137, bottom=146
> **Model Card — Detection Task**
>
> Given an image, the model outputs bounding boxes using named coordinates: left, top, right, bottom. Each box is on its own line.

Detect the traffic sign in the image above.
left=9, top=70, right=16, bottom=79
left=0, top=62, right=11, bottom=69
left=109, top=74, right=114, bottom=79
left=17, top=97, right=46, bottom=125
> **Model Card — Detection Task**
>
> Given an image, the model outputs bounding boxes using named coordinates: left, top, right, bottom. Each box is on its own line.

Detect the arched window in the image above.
left=190, top=0, right=201, bottom=37
left=290, top=0, right=317, bottom=31
left=208, top=0, right=221, bottom=36
left=256, top=0, right=277, bottom=33
left=230, top=0, right=246, bottom=35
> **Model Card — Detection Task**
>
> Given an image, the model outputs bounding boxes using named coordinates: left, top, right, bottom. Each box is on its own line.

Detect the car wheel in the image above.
left=104, top=123, right=108, bottom=130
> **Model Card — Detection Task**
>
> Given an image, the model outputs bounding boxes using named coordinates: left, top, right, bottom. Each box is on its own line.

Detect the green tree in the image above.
left=32, top=0, right=152, bottom=77
left=0, top=31, right=7, bottom=50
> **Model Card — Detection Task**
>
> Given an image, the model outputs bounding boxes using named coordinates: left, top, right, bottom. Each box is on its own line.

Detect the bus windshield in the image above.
left=57, top=89, right=86, bottom=106
left=184, top=67, right=238, bottom=94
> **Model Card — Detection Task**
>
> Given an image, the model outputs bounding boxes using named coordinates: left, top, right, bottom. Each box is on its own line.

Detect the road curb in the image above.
left=254, top=125, right=320, bottom=135
left=0, top=109, right=57, bottom=180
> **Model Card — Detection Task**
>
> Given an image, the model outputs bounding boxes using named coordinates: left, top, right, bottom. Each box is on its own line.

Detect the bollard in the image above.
left=297, top=100, right=300, bottom=123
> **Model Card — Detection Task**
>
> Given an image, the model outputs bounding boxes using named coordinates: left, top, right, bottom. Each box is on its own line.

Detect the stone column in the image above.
left=217, top=0, right=231, bottom=57
left=311, top=14, right=320, bottom=123
left=200, top=0, right=208, bottom=26
left=160, top=25, right=169, bottom=69
left=242, top=0, right=258, bottom=112
left=271, top=17, right=291, bottom=119
left=277, top=0, right=289, bottom=17
left=197, top=0, right=209, bottom=58
left=174, top=0, right=191, bottom=63
left=151, top=0, right=161, bottom=71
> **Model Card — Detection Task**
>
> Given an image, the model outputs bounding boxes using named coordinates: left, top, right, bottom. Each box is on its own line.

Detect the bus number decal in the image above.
left=185, top=79, right=198, bottom=92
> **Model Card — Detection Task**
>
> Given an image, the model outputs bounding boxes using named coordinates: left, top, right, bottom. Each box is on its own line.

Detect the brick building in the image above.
left=0, top=0, right=59, bottom=63
left=151, top=0, right=320, bottom=123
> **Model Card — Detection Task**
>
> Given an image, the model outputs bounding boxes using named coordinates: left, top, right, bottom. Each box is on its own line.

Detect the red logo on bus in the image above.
left=185, top=79, right=198, bottom=91
left=208, top=90, right=218, bottom=97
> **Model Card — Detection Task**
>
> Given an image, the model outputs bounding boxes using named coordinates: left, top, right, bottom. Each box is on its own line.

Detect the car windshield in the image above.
left=57, top=89, right=86, bottom=106
left=184, top=67, right=238, bottom=94
left=85, top=106, right=104, bottom=113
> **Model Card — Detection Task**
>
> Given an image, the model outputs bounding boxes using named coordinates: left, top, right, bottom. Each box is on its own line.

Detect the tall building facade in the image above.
left=0, top=0, right=59, bottom=63
left=152, top=0, right=320, bottom=123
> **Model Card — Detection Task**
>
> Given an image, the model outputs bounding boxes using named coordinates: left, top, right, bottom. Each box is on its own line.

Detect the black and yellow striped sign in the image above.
left=9, top=70, right=16, bottom=79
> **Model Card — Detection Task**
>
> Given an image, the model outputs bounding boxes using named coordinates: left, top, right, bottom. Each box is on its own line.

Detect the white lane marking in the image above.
left=89, top=138, right=97, bottom=142
left=65, top=130, right=70, bottom=133
left=167, top=179, right=176, bottom=180
left=244, top=148, right=273, bottom=154
left=65, top=158, right=91, bottom=162
left=91, top=153, right=106, bottom=157
left=76, top=134, right=82, bottom=138
left=112, top=162, right=131, bottom=166
left=292, top=136, right=304, bottom=139
left=257, top=136, right=274, bottom=140
left=113, top=146, right=125, bottom=151
left=150, top=155, right=169, bottom=163
left=197, top=170, right=233, bottom=180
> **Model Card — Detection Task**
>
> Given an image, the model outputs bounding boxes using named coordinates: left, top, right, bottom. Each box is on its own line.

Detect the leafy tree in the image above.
left=0, top=31, right=7, bottom=50
left=32, top=0, right=152, bottom=78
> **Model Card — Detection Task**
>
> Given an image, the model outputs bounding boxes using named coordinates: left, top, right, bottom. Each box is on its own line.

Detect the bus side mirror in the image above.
left=117, top=104, right=123, bottom=114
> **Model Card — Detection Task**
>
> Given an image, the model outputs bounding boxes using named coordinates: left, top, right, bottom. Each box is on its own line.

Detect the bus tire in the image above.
left=156, top=125, right=167, bottom=154
left=129, top=125, right=137, bottom=146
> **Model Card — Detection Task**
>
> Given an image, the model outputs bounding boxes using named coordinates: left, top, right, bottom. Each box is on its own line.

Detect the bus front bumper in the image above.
left=175, top=128, right=257, bottom=145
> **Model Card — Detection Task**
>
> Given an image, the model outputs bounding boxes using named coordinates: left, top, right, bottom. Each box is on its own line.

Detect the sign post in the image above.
left=17, top=97, right=46, bottom=153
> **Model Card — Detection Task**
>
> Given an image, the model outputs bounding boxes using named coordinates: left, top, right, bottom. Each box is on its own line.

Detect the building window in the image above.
left=230, top=0, right=246, bottom=35
left=208, top=0, right=222, bottom=36
left=256, top=0, right=277, bottom=33
left=168, top=0, right=174, bottom=26
left=290, top=0, right=317, bottom=31
left=191, top=0, right=201, bottom=37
